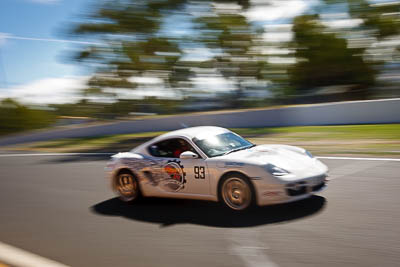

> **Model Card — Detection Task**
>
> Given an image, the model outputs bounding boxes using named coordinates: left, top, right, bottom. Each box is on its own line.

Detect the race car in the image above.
left=105, top=126, right=328, bottom=211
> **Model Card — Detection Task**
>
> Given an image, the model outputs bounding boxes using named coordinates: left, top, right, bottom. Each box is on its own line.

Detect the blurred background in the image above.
left=1, top=2, right=400, bottom=267
left=0, top=0, right=400, bottom=134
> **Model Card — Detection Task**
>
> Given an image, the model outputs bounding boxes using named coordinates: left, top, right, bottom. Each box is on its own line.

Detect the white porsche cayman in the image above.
left=106, top=126, right=328, bottom=211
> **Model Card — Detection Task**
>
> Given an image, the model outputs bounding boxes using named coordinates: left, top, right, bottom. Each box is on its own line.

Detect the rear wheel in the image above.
left=115, top=170, right=140, bottom=202
left=220, top=174, right=253, bottom=211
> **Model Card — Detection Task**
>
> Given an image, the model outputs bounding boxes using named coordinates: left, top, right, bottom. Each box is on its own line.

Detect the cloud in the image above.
left=103, top=87, right=180, bottom=100
left=245, top=0, right=315, bottom=22
left=322, top=19, right=364, bottom=29
left=261, top=47, right=293, bottom=55
left=127, top=76, right=163, bottom=84
left=191, top=75, right=237, bottom=93
left=267, top=57, right=297, bottom=64
left=263, top=32, right=293, bottom=43
left=0, top=75, right=182, bottom=104
left=263, top=24, right=294, bottom=43
left=180, top=47, right=216, bottom=62
left=0, top=76, right=88, bottom=105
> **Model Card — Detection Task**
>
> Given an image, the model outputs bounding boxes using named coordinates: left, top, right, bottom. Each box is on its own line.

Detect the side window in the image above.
left=148, top=138, right=198, bottom=158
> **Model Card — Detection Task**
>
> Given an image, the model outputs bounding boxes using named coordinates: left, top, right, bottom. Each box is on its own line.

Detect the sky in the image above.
left=0, top=0, right=316, bottom=105
left=0, top=0, right=91, bottom=87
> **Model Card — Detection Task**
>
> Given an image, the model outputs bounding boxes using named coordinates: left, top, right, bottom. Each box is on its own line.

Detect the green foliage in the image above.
left=286, top=1, right=400, bottom=97
left=194, top=3, right=269, bottom=107
left=289, top=15, right=376, bottom=93
left=67, top=0, right=400, bottom=108
left=68, top=0, right=272, bottom=109
left=323, top=0, right=400, bottom=39
left=70, top=0, right=189, bottom=95
left=0, top=99, right=55, bottom=135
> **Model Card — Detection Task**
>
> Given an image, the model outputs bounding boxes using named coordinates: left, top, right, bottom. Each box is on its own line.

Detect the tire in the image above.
left=219, top=173, right=254, bottom=211
left=115, top=170, right=140, bottom=202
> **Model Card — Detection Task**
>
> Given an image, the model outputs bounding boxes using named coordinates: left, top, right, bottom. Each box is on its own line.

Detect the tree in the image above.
left=0, top=99, right=55, bottom=134
left=70, top=0, right=274, bottom=109
left=288, top=15, right=375, bottom=96
left=70, top=0, right=189, bottom=100
left=322, top=0, right=400, bottom=40
left=193, top=1, right=268, bottom=107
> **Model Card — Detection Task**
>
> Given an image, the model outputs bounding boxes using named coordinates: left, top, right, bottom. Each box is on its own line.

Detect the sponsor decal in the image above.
left=225, top=162, right=245, bottom=167
left=120, top=157, right=187, bottom=192
left=161, top=160, right=187, bottom=192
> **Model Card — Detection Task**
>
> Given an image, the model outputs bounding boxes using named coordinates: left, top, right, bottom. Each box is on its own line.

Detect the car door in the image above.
left=179, top=155, right=210, bottom=195
left=147, top=138, right=210, bottom=196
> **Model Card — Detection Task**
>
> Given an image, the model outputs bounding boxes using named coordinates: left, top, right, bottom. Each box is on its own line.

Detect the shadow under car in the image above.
left=91, top=195, right=326, bottom=228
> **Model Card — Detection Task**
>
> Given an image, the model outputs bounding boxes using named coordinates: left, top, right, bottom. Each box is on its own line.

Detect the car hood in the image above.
left=218, top=144, right=327, bottom=178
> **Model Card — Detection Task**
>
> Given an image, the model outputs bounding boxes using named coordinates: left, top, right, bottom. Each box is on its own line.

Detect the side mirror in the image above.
left=180, top=151, right=199, bottom=159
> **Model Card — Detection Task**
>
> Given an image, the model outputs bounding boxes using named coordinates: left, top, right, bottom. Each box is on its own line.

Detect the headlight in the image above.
left=305, top=150, right=313, bottom=158
left=265, top=164, right=290, bottom=176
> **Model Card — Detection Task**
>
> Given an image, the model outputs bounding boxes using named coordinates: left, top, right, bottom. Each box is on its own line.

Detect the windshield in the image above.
left=193, top=132, right=254, bottom=158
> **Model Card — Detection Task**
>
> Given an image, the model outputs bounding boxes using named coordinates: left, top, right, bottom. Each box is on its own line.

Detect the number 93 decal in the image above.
left=194, top=166, right=205, bottom=179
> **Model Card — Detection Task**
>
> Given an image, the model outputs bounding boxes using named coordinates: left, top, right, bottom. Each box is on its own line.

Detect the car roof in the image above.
left=132, top=126, right=231, bottom=155
left=156, top=126, right=230, bottom=140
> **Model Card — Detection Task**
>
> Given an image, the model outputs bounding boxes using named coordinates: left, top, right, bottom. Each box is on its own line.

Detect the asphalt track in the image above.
left=0, top=154, right=399, bottom=267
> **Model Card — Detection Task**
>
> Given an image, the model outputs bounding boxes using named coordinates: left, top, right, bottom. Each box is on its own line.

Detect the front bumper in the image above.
left=254, top=174, right=328, bottom=206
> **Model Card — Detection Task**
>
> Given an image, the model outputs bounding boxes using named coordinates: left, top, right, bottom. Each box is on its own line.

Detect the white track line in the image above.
left=0, top=241, right=70, bottom=267
left=227, top=229, right=279, bottom=267
left=316, top=156, right=400, bottom=162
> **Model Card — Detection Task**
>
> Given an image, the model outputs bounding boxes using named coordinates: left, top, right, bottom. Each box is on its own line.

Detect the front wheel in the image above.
left=220, top=174, right=253, bottom=211
left=115, top=170, right=140, bottom=202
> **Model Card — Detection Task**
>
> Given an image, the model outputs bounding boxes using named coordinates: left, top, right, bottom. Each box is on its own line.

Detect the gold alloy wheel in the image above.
left=116, top=172, right=138, bottom=201
left=221, top=177, right=252, bottom=210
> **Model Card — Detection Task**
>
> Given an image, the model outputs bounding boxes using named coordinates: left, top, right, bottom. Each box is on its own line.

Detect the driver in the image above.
left=173, top=139, right=191, bottom=158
